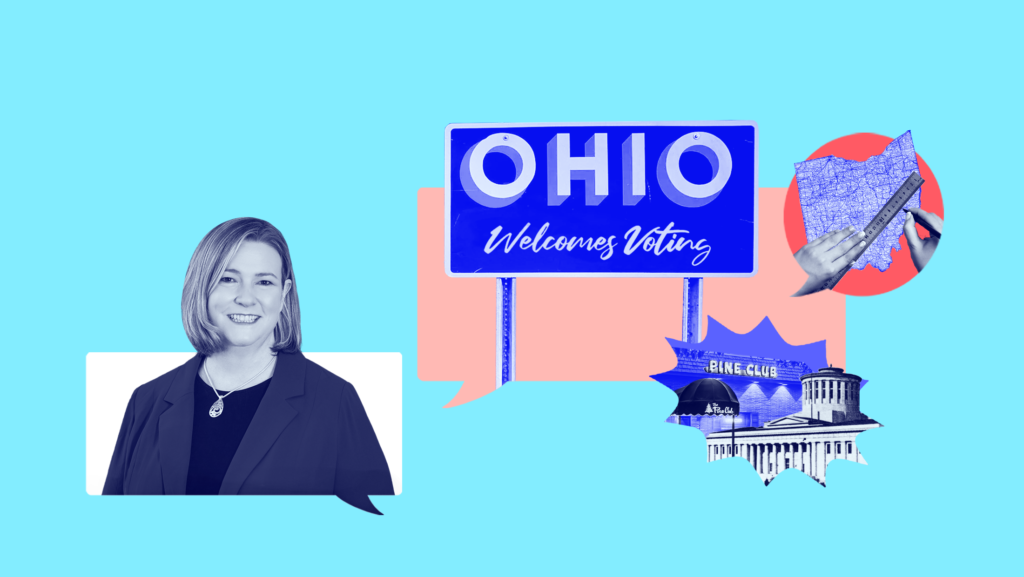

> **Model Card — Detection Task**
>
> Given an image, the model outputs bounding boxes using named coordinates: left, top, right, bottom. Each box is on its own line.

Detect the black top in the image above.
left=186, top=374, right=271, bottom=495
left=103, top=352, right=394, bottom=513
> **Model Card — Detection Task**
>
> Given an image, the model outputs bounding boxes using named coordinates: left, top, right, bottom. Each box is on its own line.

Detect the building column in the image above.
left=817, top=441, right=827, bottom=481
left=811, top=442, right=819, bottom=479
left=816, top=442, right=823, bottom=481
left=808, top=442, right=814, bottom=478
left=813, top=442, right=820, bottom=480
left=809, top=443, right=815, bottom=477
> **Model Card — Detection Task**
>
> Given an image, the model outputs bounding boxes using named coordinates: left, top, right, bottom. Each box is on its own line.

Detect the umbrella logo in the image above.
left=706, top=403, right=713, bottom=413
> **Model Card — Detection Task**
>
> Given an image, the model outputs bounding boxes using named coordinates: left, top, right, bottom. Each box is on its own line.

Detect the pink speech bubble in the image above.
left=418, top=188, right=845, bottom=408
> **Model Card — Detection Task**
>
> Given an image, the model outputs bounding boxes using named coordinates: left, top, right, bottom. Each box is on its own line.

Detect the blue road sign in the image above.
left=446, top=122, right=758, bottom=277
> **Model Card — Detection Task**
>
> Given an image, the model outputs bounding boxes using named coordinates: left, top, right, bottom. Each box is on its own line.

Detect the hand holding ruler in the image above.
left=821, top=171, right=926, bottom=291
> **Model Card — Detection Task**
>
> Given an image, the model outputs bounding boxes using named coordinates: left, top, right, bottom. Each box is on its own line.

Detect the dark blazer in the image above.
left=103, top=352, right=394, bottom=513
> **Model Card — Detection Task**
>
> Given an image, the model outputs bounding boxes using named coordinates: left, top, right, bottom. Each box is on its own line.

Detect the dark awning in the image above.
left=672, top=378, right=740, bottom=417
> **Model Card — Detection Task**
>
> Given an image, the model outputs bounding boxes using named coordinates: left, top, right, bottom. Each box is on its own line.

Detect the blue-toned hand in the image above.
left=904, top=207, right=942, bottom=273
left=792, top=226, right=866, bottom=297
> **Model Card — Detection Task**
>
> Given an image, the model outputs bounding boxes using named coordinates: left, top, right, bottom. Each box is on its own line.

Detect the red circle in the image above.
left=783, top=133, right=944, bottom=296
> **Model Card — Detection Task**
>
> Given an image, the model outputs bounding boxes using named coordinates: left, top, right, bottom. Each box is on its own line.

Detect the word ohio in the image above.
left=460, top=130, right=735, bottom=209
left=446, top=122, right=757, bottom=277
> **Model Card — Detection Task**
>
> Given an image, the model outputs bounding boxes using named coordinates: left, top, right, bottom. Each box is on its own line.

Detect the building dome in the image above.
left=797, top=366, right=864, bottom=424
left=803, top=366, right=861, bottom=381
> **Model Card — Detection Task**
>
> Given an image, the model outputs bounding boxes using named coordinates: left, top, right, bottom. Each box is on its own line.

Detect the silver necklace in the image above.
left=203, top=356, right=276, bottom=418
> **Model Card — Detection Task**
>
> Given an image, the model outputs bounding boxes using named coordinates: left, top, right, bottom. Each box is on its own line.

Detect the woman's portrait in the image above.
left=102, top=217, right=394, bottom=513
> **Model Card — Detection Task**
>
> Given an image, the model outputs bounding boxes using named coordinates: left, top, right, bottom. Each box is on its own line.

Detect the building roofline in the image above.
left=801, top=371, right=862, bottom=381
left=706, top=419, right=881, bottom=438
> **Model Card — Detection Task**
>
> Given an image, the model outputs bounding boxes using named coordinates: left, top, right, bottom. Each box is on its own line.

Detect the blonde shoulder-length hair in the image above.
left=181, top=217, right=301, bottom=356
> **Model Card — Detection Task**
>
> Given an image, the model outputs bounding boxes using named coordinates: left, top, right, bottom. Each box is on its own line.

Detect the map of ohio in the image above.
left=795, top=131, right=921, bottom=271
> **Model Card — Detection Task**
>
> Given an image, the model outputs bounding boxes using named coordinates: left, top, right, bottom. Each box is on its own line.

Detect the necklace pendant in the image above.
left=209, top=398, right=224, bottom=418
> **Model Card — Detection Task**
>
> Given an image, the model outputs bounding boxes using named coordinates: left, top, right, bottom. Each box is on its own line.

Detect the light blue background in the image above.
left=1, top=1, right=1018, bottom=574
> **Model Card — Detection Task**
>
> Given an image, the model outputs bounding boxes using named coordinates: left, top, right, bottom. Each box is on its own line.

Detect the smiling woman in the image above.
left=102, top=218, right=394, bottom=513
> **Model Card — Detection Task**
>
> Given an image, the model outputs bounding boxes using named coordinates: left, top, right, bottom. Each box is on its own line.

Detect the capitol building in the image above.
left=706, top=366, right=880, bottom=485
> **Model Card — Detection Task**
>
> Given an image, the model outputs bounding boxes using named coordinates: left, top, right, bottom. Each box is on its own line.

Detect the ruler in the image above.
left=821, top=171, right=926, bottom=291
